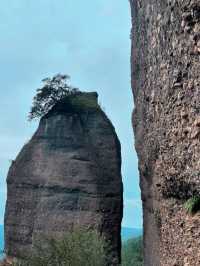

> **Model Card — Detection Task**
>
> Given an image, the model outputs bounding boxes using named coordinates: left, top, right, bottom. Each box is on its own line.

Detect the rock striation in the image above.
left=4, top=92, right=123, bottom=265
left=130, top=0, right=200, bottom=265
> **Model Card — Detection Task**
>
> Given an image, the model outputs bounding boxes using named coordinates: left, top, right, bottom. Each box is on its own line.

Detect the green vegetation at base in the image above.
left=184, top=196, right=200, bottom=214
left=121, top=237, right=143, bottom=266
left=13, top=229, right=110, bottom=266
left=11, top=230, right=143, bottom=266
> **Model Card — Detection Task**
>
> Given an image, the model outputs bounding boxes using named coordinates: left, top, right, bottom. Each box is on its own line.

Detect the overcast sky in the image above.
left=0, top=0, right=142, bottom=228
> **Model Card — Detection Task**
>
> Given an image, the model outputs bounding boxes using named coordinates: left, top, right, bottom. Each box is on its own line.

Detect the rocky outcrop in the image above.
left=130, top=0, right=200, bottom=265
left=4, top=92, right=123, bottom=265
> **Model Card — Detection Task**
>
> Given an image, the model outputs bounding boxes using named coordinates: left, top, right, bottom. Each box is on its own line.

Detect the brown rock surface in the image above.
left=4, top=92, right=123, bottom=265
left=130, top=0, right=200, bottom=265
left=0, top=257, right=14, bottom=266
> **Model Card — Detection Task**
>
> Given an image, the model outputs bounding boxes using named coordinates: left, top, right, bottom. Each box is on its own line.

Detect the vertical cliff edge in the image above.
left=130, top=0, right=200, bottom=265
left=4, top=92, right=123, bottom=265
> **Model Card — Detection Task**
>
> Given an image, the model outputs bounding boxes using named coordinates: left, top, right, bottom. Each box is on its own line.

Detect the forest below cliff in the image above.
left=122, top=237, right=143, bottom=266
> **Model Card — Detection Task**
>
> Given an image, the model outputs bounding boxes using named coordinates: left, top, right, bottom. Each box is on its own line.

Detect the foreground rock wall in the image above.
left=4, top=92, right=123, bottom=265
left=130, top=0, right=200, bottom=265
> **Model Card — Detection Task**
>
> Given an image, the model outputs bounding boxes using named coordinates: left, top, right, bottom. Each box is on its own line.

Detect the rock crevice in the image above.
left=130, top=0, right=200, bottom=265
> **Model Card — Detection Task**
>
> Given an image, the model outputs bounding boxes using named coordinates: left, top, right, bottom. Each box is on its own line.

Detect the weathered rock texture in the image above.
left=4, top=92, right=123, bottom=265
left=130, top=0, right=200, bottom=265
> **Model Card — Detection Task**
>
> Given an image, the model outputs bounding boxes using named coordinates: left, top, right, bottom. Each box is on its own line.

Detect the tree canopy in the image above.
left=29, top=74, right=79, bottom=120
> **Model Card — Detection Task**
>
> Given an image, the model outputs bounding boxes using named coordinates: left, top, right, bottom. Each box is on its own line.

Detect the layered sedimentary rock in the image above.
left=130, top=0, right=200, bottom=265
left=4, top=92, right=123, bottom=265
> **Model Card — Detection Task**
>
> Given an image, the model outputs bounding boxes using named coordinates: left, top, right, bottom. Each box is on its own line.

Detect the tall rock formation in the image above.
left=4, top=92, right=123, bottom=265
left=130, top=0, right=200, bottom=265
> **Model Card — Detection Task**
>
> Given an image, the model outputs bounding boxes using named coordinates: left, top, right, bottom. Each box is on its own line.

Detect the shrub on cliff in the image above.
left=29, top=74, right=79, bottom=120
left=184, top=196, right=200, bottom=214
left=121, top=237, right=143, bottom=266
left=13, top=229, right=110, bottom=266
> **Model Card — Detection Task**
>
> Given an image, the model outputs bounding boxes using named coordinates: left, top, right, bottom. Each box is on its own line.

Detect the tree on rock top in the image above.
left=29, top=74, right=79, bottom=120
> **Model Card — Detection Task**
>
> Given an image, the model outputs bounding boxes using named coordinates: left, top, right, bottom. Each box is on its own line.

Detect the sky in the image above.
left=0, top=0, right=142, bottom=228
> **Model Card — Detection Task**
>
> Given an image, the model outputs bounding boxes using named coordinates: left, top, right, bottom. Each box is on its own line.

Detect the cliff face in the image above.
left=130, top=0, right=200, bottom=265
left=4, top=92, right=123, bottom=265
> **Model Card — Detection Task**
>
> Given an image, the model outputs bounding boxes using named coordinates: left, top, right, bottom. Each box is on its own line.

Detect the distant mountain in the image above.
left=121, top=227, right=142, bottom=241
left=122, top=236, right=143, bottom=265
